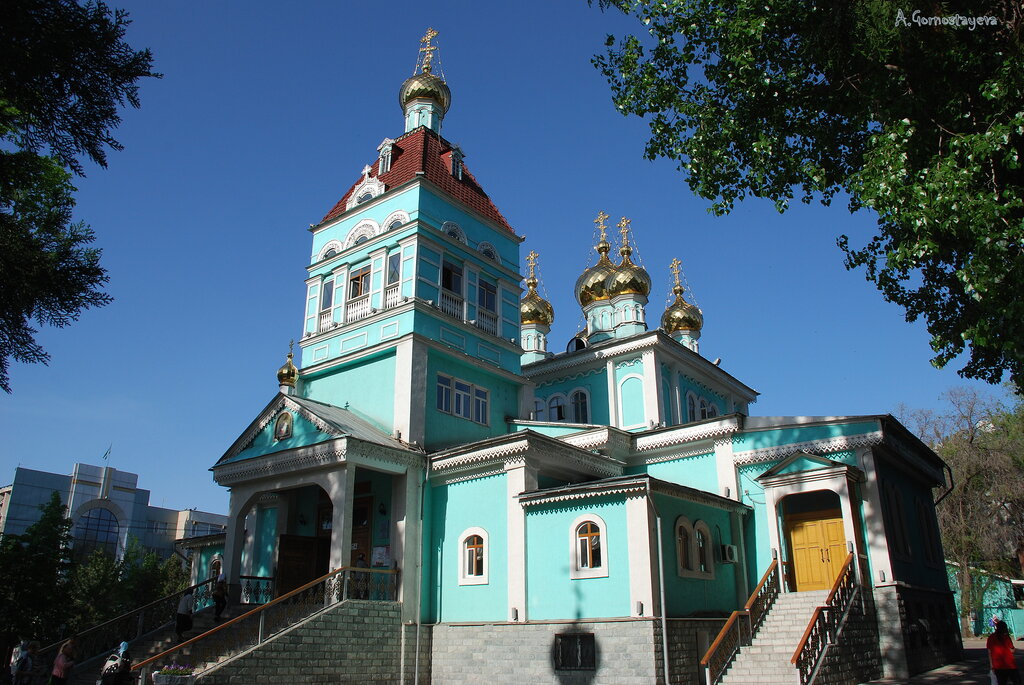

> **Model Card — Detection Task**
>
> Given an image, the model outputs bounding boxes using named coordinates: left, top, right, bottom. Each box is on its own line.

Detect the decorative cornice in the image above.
left=639, top=446, right=714, bottom=465
left=527, top=334, right=659, bottom=377
left=520, top=482, right=648, bottom=506
left=732, top=431, right=884, bottom=466
left=232, top=395, right=343, bottom=459
left=214, top=442, right=349, bottom=486
left=634, top=416, right=741, bottom=452
left=534, top=365, right=606, bottom=390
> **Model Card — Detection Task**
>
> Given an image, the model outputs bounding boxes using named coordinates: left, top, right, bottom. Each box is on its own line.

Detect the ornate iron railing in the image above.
left=37, top=578, right=215, bottom=674
left=791, top=552, right=857, bottom=685
left=239, top=575, right=275, bottom=605
left=700, top=560, right=779, bottom=685
left=133, top=566, right=398, bottom=681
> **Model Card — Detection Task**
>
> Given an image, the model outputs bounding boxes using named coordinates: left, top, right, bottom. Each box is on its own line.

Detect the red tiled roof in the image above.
left=318, top=127, right=515, bottom=233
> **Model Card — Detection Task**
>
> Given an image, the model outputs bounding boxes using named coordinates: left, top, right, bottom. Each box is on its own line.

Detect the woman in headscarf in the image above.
left=988, top=620, right=1022, bottom=685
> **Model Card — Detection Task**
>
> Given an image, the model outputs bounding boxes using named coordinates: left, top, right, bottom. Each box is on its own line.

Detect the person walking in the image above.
left=175, top=589, right=194, bottom=642
left=10, top=641, right=37, bottom=685
left=49, top=639, right=75, bottom=685
left=988, top=619, right=1022, bottom=685
left=212, top=574, right=228, bottom=621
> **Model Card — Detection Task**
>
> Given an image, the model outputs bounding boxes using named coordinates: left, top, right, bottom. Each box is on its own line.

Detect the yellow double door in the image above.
left=787, top=512, right=847, bottom=592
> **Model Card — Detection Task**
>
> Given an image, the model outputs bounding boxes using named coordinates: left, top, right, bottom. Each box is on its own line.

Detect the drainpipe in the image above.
left=934, top=462, right=956, bottom=506
left=414, top=465, right=427, bottom=685
left=646, top=491, right=671, bottom=685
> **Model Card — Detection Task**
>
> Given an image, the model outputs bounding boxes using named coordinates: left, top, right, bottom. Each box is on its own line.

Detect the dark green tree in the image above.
left=592, top=0, right=1024, bottom=389
left=0, top=492, right=73, bottom=655
left=0, top=0, right=157, bottom=392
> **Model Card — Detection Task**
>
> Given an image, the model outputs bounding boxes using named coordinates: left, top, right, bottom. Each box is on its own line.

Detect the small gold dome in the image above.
left=575, top=240, right=617, bottom=306
left=399, top=71, right=451, bottom=114
left=521, top=276, right=554, bottom=326
left=661, top=284, right=703, bottom=333
left=277, top=352, right=298, bottom=388
left=607, top=243, right=651, bottom=298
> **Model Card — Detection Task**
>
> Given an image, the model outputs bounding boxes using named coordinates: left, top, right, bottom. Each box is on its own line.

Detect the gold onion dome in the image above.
left=521, top=277, right=554, bottom=326
left=607, top=242, right=651, bottom=298
left=277, top=351, right=298, bottom=388
left=399, top=71, right=451, bottom=114
left=575, top=211, right=618, bottom=307
left=661, top=282, right=703, bottom=334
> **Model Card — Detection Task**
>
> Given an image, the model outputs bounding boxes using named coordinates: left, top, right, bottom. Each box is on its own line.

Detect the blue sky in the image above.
left=0, top=1, right=997, bottom=515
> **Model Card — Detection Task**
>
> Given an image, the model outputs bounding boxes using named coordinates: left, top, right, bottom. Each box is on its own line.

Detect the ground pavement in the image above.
left=867, top=639, right=996, bottom=685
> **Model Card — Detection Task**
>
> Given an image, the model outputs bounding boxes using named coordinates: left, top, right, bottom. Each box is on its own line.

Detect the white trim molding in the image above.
left=569, top=513, right=609, bottom=580
left=458, top=526, right=489, bottom=586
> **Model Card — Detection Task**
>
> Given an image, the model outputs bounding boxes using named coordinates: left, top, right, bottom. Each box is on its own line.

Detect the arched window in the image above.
left=577, top=522, right=601, bottom=569
left=570, top=390, right=589, bottom=423
left=687, top=394, right=697, bottom=422
left=570, top=515, right=608, bottom=579
left=458, top=528, right=488, bottom=585
left=356, top=192, right=372, bottom=205
left=532, top=399, right=545, bottom=421
left=387, top=219, right=403, bottom=231
left=548, top=395, right=566, bottom=422
left=324, top=248, right=337, bottom=259
left=694, top=521, right=715, bottom=577
left=675, top=517, right=694, bottom=574
left=74, top=507, right=120, bottom=557
left=706, top=403, right=719, bottom=418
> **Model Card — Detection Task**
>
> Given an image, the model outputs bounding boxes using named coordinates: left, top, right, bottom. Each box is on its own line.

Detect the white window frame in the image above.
left=686, top=392, right=698, bottom=423
left=693, top=520, right=715, bottom=579
left=548, top=394, right=567, bottom=422
left=441, top=220, right=467, bottom=244
left=458, top=527, right=489, bottom=585
left=569, top=388, right=590, bottom=424
left=569, top=514, right=609, bottom=580
left=436, top=373, right=489, bottom=426
left=675, top=516, right=695, bottom=577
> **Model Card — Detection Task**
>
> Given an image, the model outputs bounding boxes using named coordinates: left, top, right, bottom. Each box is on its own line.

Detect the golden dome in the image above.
left=575, top=240, right=617, bottom=306
left=277, top=351, right=298, bottom=388
left=607, top=242, right=651, bottom=298
left=661, top=283, right=703, bottom=333
left=399, top=71, right=451, bottom=114
left=521, top=276, right=554, bottom=326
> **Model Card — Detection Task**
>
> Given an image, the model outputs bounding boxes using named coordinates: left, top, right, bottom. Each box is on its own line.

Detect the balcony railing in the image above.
left=384, top=283, right=401, bottom=309
left=346, top=294, right=371, bottom=322
left=475, top=308, right=498, bottom=335
left=439, top=290, right=463, bottom=319
left=318, top=310, right=333, bottom=333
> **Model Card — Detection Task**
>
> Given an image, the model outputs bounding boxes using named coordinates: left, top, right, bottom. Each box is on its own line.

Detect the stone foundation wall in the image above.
left=872, top=584, right=963, bottom=679
left=662, top=618, right=727, bottom=685
left=198, top=600, right=403, bottom=685
left=430, top=619, right=660, bottom=685
left=812, top=591, right=883, bottom=685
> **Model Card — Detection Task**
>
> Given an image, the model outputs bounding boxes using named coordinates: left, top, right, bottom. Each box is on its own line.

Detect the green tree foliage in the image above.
left=593, top=0, right=1024, bottom=389
left=0, top=492, right=73, bottom=650
left=0, top=0, right=157, bottom=392
left=902, top=388, right=1024, bottom=635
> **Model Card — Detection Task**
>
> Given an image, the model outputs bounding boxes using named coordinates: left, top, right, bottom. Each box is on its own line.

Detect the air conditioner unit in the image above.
left=720, top=544, right=739, bottom=564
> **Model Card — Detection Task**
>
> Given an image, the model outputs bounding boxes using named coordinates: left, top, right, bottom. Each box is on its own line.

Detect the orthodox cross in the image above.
left=420, top=28, right=439, bottom=73
left=669, top=258, right=682, bottom=286
left=526, top=250, right=539, bottom=280
left=594, top=210, right=609, bottom=242
left=617, top=216, right=632, bottom=249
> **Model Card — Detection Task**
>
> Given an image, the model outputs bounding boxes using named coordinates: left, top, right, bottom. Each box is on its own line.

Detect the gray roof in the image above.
left=286, top=395, right=409, bottom=451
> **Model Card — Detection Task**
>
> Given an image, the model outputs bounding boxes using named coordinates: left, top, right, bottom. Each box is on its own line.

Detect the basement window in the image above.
left=554, top=633, right=595, bottom=671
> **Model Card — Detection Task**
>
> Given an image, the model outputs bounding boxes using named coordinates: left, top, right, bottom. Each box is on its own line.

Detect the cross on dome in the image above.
left=419, top=27, right=439, bottom=74
left=526, top=250, right=539, bottom=279
left=594, top=211, right=609, bottom=242
left=617, top=216, right=632, bottom=244
left=669, top=258, right=682, bottom=286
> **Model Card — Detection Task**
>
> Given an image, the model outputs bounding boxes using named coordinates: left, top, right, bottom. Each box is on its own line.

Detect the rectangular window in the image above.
left=349, top=266, right=371, bottom=298
left=436, top=375, right=452, bottom=413
left=387, top=253, right=401, bottom=285
left=473, top=388, right=489, bottom=424
left=320, top=280, right=334, bottom=311
left=477, top=280, right=497, bottom=312
left=454, top=380, right=472, bottom=419
left=554, top=633, right=596, bottom=671
left=441, top=260, right=463, bottom=293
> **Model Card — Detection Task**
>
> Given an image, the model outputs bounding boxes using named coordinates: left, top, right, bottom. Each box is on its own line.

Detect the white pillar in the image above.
left=642, top=349, right=662, bottom=427
left=626, top=495, right=656, bottom=616
left=505, top=461, right=536, bottom=621
left=392, top=468, right=424, bottom=621
left=329, top=467, right=356, bottom=569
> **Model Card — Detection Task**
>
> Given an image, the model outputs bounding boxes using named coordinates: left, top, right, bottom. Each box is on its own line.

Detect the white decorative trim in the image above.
left=634, top=416, right=741, bottom=452
left=382, top=210, right=410, bottom=232
left=344, top=219, right=380, bottom=249
left=569, top=513, right=609, bottom=580
left=458, top=527, right=489, bottom=586
left=318, top=240, right=343, bottom=261
left=441, top=221, right=467, bottom=244
left=615, top=358, right=643, bottom=371
left=523, top=483, right=648, bottom=506
left=732, top=431, right=884, bottom=465
left=345, top=171, right=386, bottom=210
left=641, top=446, right=715, bottom=465
left=477, top=241, right=498, bottom=261
left=535, top=365, right=606, bottom=390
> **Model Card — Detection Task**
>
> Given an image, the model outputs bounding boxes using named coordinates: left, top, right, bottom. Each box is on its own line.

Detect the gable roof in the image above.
left=318, top=126, right=514, bottom=233
left=754, top=451, right=860, bottom=481
left=215, top=393, right=410, bottom=467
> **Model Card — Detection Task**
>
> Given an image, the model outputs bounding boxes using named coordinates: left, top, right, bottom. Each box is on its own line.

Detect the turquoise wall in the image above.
left=417, top=188, right=520, bottom=271
left=424, top=349, right=520, bottom=450
left=654, top=493, right=742, bottom=616
left=947, top=564, right=1019, bottom=636
left=226, top=411, right=329, bottom=465
left=254, top=506, right=277, bottom=578
left=732, top=422, right=879, bottom=454
left=355, top=469, right=394, bottom=555
left=301, top=350, right=396, bottom=432
left=736, top=463, right=771, bottom=586
left=309, top=186, right=419, bottom=262
left=525, top=497, right=630, bottom=620
left=637, top=452, right=718, bottom=493
left=301, top=310, right=416, bottom=367
left=534, top=368, right=610, bottom=425
left=428, top=474, right=509, bottom=622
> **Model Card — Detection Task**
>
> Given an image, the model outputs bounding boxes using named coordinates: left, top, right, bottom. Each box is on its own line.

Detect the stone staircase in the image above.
left=719, top=589, right=830, bottom=685
left=70, top=606, right=240, bottom=684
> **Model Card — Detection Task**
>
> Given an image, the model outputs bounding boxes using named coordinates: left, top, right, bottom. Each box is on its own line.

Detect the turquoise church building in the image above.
left=202, top=32, right=960, bottom=684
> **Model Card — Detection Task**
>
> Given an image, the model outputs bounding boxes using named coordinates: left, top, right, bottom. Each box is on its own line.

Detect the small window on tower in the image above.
left=357, top=192, right=372, bottom=205
left=348, top=266, right=371, bottom=298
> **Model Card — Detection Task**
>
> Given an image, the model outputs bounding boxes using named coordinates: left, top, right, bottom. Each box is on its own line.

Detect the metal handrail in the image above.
left=37, top=578, right=215, bottom=668
left=133, top=566, right=398, bottom=678
left=790, top=553, right=857, bottom=684
left=700, top=559, right=779, bottom=685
